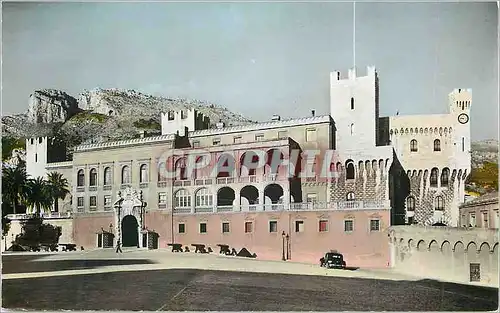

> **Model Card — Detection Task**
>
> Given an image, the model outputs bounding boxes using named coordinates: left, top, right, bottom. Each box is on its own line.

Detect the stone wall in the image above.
left=70, top=209, right=391, bottom=268
left=389, top=225, right=498, bottom=287
left=4, top=217, right=74, bottom=249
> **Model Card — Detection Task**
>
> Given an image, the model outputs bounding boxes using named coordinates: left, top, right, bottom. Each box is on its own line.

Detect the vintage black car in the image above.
left=320, top=252, right=346, bottom=269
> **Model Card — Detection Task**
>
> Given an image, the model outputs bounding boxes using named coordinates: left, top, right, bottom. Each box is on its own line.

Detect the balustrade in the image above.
left=171, top=200, right=390, bottom=214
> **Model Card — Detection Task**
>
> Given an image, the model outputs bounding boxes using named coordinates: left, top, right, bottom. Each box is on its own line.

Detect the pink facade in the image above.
left=73, top=209, right=391, bottom=268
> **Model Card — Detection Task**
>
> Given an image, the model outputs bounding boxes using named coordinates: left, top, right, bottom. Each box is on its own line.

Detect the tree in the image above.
left=468, top=162, right=499, bottom=192
left=47, top=172, right=70, bottom=213
left=24, top=177, right=54, bottom=216
left=15, top=216, right=62, bottom=247
left=2, top=165, right=28, bottom=214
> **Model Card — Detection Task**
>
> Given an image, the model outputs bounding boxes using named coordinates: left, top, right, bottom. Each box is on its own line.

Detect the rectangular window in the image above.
left=104, top=195, right=111, bottom=207
left=462, top=137, right=465, bottom=152
left=306, top=193, right=317, bottom=203
left=295, top=220, right=304, bottom=233
left=192, top=141, right=200, bottom=148
left=482, top=212, right=489, bottom=228
left=269, top=221, right=278, bottom=233
left=89, top=196, right=97, bottom=207
left=255, top=134, right=264, bottom=141
left=213, top=138, right=220, bottom=146
left=222, top=222, right=230, bottom=233
left=178, top=223, right=185, bottom=234
left=278, top=131, right=288, bottom=139
left=319, top=220, right=328, bottom=232
left=344, top=220, right=354, bottom=232
left=306, top=128, right=317, bottom=142
left=370, top=219, right=380, bottom=231
left=495, top=211, right=499, bottom=228
left=408, top=216, right=414, bottom=225
left=158, top=192, right=167, bottom=204
left=469, top=213, right=476, bottom=227
left=245, top=221, right=253, bottom=233
left=77, top=197, right=84, bottom=207
left=180, top=110, right=187, bottom=119
left=168, top=111, right=175, bottom=120
left=199, top=223, right=207, bottom=233
left=233, top=136, right=242, bottom=144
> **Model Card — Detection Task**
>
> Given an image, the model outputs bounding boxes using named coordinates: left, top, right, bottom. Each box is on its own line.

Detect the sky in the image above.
left=2, top=2, right=498, bottom=140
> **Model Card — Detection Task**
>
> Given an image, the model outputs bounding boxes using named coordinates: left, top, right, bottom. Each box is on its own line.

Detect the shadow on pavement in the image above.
left=2, top=269, right=498, bottom=311
left=2, top=255, right=155, bottom=274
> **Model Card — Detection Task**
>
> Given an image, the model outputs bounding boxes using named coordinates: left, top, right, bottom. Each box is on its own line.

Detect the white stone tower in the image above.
left=25, top=137, right=49, bottom=179
left=329, top=66, right=379, bottom=150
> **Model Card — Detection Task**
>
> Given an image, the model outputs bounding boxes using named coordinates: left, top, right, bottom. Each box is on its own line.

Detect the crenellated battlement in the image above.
left=330, top=65, right=377, bottom=82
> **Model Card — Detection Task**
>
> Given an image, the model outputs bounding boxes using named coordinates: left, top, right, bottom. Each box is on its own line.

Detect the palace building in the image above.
left=12, top=66, right=471, bottom=268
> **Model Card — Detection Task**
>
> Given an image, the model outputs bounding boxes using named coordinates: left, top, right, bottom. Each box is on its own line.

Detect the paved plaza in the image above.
left=2, top=249, right=499, bottom=311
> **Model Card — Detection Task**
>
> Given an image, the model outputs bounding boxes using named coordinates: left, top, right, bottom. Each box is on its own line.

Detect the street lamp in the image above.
left=281, top=231, right=286, bottom=261
left=286, top=233, right=290, bottom=260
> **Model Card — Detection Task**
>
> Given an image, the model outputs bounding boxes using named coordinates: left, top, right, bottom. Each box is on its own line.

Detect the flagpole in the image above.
left=353, top=1, right=356, bottom=69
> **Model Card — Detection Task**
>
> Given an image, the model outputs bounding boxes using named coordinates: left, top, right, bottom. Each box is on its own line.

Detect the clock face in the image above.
left=458, top=113, right=469, bottom=124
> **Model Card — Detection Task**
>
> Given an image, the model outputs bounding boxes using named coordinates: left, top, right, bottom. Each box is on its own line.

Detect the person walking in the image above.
left=115, top=239, right=122, bottom=253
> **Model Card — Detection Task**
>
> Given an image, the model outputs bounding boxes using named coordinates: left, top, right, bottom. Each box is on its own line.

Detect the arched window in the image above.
left=434, top=196, right=444, bottom=211
left=140, top=164, right=148, bottom=183
left=441, top=167, right=450, bottom=186
left=121, top=165, right=131, bottom=184
left=434, top=139, right=441, bottom=152
left=406, top=196, right=415, bottom=211
left=430, top=167, right=439, bottom=187
left=157, top=162, right=166, bottom=182
left=193, top=156, right=204, bottom=179
left=175, top=158, right=187, bottom=180
left=410, top=139, right=418, bottom=152
left=345, top=163, right=355, bottom=180
left=103, top=167, right=112, bottom=185
left=346, top=192, right=355, bottom=201
left=350, top=97, right=354, bottom=110
left=89, top=168, right=97, bottom=186
left=174, top=189, right=191, bottom=208
left=195, top=188, right=213, bottom=207
left=77, top=169, right=85, bottom=187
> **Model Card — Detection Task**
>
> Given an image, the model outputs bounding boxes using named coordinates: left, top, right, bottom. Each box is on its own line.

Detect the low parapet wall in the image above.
left=389, top=225, right=498, bottom=287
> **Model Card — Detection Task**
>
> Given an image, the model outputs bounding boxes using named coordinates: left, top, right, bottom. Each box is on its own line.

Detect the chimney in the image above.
left=139, top=130, right=145, bottom=138
left=311, top=110, right=315, bottom=117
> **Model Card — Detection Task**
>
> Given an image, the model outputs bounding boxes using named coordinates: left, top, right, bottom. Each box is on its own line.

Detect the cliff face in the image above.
left=27, top=89, right=81, bottom=124
left=2, top=88, right=255, bottom=150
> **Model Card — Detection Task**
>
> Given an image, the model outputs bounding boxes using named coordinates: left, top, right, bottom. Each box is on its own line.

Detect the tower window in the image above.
left=430, top=168, right=439, bottom=187
left=433, top=139, right=441, bottom=151
left=350, top=97, right=354, bottom=110
left=345, top=162, right=355, bottom=180
left=350, top=123, right=355, bottom=135
left=461, top=137, right=465, bottom=152
left=410, top=139, right=418, bottom=152
left=35, top=153, right=37, bottom=162
left=434, top=196, right=444, bottom=211
left=406, top=196, right=415, bottom=211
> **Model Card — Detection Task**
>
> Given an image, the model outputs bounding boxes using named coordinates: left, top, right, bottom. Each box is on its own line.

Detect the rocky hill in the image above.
left=2, top=88, right=255, bottom=149
left=471, top=139, right=499, bottom=168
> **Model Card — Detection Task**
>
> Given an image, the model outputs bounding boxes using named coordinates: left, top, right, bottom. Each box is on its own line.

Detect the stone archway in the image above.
left=122, top=215, right=139, bottom=247
left=113, top=187, right=146, bottom=248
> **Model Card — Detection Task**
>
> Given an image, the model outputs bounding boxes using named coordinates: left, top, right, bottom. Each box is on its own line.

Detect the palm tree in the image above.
left=47, top=172, right=70, bottom=213
left=2, top=165, right=28, bottom=214
left=24, top=177, right=53, bottom=216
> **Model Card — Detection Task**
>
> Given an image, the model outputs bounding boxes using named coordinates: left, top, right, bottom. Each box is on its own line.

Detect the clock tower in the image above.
left=448, top=88, right=472, bottom=172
